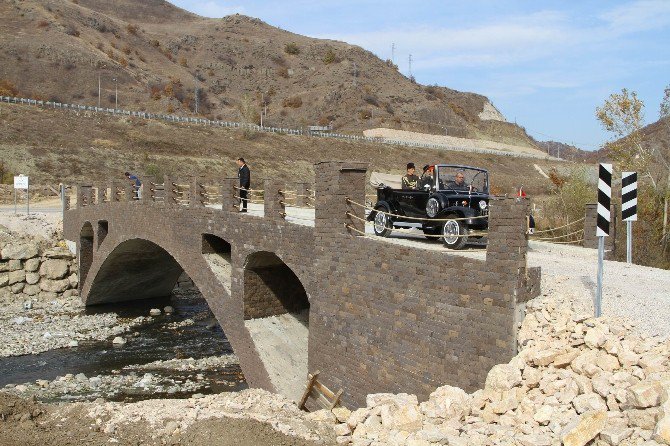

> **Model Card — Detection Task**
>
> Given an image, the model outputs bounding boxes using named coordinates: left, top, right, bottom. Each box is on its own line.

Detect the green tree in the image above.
left=660, top=84, right=670, bottom=119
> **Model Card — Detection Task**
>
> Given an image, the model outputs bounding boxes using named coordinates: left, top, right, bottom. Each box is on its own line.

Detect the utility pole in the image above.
left=408, top=54, right=413, bottom=79
left=391, top=43, right=395, bottom=64
left=98, top=74, right=101, bottom=107
left=194, top=78, right=199, bottom=115
left=113, top=78, right=118, bottom=109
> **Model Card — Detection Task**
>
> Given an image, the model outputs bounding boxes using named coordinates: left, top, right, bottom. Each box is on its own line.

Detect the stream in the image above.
left=0, top=284, right=247, bottom=403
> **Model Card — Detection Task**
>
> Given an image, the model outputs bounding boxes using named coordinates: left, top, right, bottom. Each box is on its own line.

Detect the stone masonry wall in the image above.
left=63, top=162, right=539, bottom=408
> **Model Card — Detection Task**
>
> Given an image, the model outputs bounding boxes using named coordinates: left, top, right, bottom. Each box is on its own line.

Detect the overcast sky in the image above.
left=171, top=0, right=670, bottom=150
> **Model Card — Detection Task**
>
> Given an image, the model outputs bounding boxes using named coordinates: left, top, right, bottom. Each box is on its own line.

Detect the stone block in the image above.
left=1, top=243, right=39, bottom=260
left=39, top=259, right=70, bottom=280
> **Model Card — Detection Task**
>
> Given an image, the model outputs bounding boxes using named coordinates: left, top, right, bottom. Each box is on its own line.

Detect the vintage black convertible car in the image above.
left=368, top=164, right=490, bottom=249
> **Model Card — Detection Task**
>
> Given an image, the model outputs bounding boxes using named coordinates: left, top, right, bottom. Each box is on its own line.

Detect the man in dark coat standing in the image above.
left=236, top=157, right=250, bottom=212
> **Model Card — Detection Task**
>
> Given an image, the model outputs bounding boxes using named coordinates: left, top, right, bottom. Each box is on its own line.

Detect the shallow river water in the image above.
left=0, top=288, right=247, bottom=402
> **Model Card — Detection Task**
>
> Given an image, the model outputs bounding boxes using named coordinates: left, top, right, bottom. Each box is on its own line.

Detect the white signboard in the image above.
left=13, top=175, right=29, bottom=190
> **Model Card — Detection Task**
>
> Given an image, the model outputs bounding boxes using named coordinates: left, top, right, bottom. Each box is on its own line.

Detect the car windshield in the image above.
left=436, top=166, right=488, bottom=193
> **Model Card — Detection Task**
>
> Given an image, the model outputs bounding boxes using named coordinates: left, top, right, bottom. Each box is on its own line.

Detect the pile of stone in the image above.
left=0, top=232, right=78, bottom=302
left=329, top=290, right=670, bottom=445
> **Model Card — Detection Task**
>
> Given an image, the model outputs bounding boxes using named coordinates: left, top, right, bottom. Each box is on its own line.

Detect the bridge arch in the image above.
left=242, top=250, right=309, bottom=400
left=87, top=238, right=184, bottom=305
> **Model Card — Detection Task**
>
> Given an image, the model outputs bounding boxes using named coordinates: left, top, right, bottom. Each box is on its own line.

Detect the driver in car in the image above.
left=448, top=172, right=469, bottom=190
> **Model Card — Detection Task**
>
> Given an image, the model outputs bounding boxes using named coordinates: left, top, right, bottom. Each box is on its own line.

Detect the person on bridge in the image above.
left=236, top=158, right=250, bottom=212
left=401, top=163, right=419, bottom=190
left=124, top=172, right=142, bottom=200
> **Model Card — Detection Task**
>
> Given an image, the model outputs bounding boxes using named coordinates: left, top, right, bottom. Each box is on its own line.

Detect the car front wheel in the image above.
left=372, top=205, right=393, bottom=237
left=442, top=214, right=468, bottom=249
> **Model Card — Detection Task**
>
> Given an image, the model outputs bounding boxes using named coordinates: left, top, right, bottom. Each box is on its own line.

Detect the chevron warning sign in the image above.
left=597, top=163, right=612, bottom=236
left=622, top=172, right=638, bottom=221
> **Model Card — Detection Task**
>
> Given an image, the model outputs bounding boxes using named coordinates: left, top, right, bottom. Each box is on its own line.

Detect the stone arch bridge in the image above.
left=63, top=161, right=540, bottom=408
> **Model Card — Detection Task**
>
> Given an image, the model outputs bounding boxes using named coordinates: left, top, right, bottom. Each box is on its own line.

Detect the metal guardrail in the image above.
left=0, top=95, right=558, bottom=160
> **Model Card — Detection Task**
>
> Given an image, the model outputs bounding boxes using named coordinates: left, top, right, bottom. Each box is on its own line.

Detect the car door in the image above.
left=396, top=190, right=429, bottom=217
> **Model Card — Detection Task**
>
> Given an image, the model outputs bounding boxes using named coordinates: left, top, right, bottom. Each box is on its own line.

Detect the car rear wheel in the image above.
left=373, top=205, right=393, bottom=237
left=442, top=214, right=468, bottom=249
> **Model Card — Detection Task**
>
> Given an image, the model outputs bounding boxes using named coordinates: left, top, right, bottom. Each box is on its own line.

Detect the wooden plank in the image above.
left=329, top=389, right=343, bottom=410
left=312, top=380, right=336, bottom=399
left=298, top=371, right=320, bottom=410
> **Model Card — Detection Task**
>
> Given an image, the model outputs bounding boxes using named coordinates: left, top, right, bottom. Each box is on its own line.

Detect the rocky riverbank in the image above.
left=328, top=275, right=670, bottom=445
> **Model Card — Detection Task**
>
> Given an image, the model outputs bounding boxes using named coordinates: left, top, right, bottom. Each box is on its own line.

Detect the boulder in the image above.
left=584, top=327, right=608, bottom=349
left=560, top=410, right=607, bottom=446
left=8, top=269, right=25, bottom=285
left=39, top=278, right=70, bottom=293
left=334, top=423, right=352, bottom=437
left=39, top=259, right=70, bottom=280
left=600, top=424, right=633, bottom=445
left=23, top=284, right=40, bottom=296
left=8, top=259, right=22, bottom=271
left=419, top=385, right=471, bottom=420
left=24, top=258, right=40, bottom=272
left=533, top=405, right=554, bottom=425
left=332, top=407, right=352, bottom=423
left=485, top=364, right=522, bottom=391
left=149, top=308, right=162, bottom=316
left=553, top=350, right=580, bottom=368
left=625, top=407, right=662, bottom=430
left=653, top=384, right=670, bottom=444
left=572, top=393, right=607, bottom=414
left=347, top=408, right=370, bottom=429
left=380, top=403, right=423, bottom=432
left=627, top=380, right=663, bottom=408
left=25, top=272, right=40, bottom=285
left=164, top=306, right=175, bottom=314
left=43, top=248, right=74, bottom=260
left=1, top=243, right=39, bottom=260
left=112, top=337, right=126, bottom=346
left=307, top=409, right=337, bottom=424
left=366, top=393, right=418, bottom=409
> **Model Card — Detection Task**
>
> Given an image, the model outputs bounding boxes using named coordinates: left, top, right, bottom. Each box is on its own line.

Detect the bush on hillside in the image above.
left=385, top=59, right=398, bottom=70
left=126, top=24, right=139, bottom=35
left=0, top=80, right=19, bottom=96
left=363, top=94, right=379, bottom=107
left=282, top=96, right=302, bottom=108
left=284, top=43, right=300, bottom=55
left=323, top=49, right=339, bottom=65
left=179, top=56, right=188, bottom=67
left=65, top=25, right=80, bottom=37
left=37, top=20, right=49, bottom=29
left=425, top=85, right=446, bottom=101
left=276, top=67, right=289, bottom=79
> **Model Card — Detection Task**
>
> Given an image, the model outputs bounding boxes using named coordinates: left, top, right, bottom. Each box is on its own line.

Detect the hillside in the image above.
left=0, top=0, right=536, bottom=148
left=0, top=103, right=571, bottom=196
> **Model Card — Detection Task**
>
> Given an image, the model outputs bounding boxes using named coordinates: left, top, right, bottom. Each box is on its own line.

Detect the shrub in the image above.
left=119, top=57, right=128, bottom=67
left=276, top=67, right=289, bottom=79
left=425, top=85, right=446, bottom=101
left=323, top=49, right=339, bottom=64
left=359, top=109, right=372, bottom=120
left=138, top=54, right=146, bottom=63
left=179, top=56, right=188, bottom=67
left=538, top=167, right=593, bottom=237
left=37, top=20, right=49, bottom=28
left=126, top=24, right=139, bottom=35
left=0, top=79, right=19, bottom=96
left=150, top=85, right=162, bottom=100
left=284, top=42, right=300, bottom=55
left=385, top=59, right=398, bottom=70
left=96, top=42, right=104, bottom=51
left=363, top=94, right=379, bottom=107
left=110, top=41, right=117, bottom=49
left=282, top=96, right=302, bottom=108
left=65, top=25, right=80, bottom=37
left=166, top=104, right=174, bottom=113
left=150, top=39, right=160, bottom=47
left=122, top=45, right=132, bottom=55
left=270, top=55, right=287, bottom=66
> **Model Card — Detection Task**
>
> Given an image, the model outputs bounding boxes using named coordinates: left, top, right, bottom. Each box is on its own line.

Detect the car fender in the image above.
left=367, top=200, right=397, bottom=221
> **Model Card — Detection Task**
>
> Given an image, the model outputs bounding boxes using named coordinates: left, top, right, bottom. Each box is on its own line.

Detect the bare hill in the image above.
left=0, top=103, right=569, bottom=196
left=0, top=0, right=536, bottom=148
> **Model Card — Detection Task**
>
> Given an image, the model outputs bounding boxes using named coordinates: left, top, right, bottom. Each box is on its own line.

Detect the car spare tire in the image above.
left=372, top=204, right=393, bottom=237
left=442, top=213, right=467, bottom=249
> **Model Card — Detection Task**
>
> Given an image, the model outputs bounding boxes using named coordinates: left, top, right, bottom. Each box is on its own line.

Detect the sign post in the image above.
left=13, top=175, right=29, bottom=215
left=595, top=163, right=612, bottom=317
left=621, top=172, right=638, bottom=264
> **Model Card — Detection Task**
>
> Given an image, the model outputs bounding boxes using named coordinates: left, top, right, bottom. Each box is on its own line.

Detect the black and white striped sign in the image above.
left=597, top=163, right=612, bottom=236
left=622, top=172, right=638, bottom=221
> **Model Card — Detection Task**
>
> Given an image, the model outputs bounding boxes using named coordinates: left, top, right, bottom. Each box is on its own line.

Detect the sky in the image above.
left=171, top=0, right=670, bottom=151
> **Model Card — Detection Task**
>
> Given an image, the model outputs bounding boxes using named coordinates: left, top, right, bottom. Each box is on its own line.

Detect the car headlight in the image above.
left=426, top=198, right=440, bottom=218
left=479, top=200, right=487, bottom=210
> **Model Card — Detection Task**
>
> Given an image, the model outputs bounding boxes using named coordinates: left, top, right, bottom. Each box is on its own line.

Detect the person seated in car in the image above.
left=401, top=163, right=419, bottom=190
left=419, top=165, right=434, bottom=190
left=448, top=171, right=469, bottom=190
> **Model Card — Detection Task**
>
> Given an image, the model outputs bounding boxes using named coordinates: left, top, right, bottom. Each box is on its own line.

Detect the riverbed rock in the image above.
left=149, top=308, right=162, bottom=316
left=112, top=337, right=126, bottom=346
left=39, top=259, right=70, bottom=280
left=164, top=306, right=174, bottom=314
left=1, top=243, right=39, bottom=260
